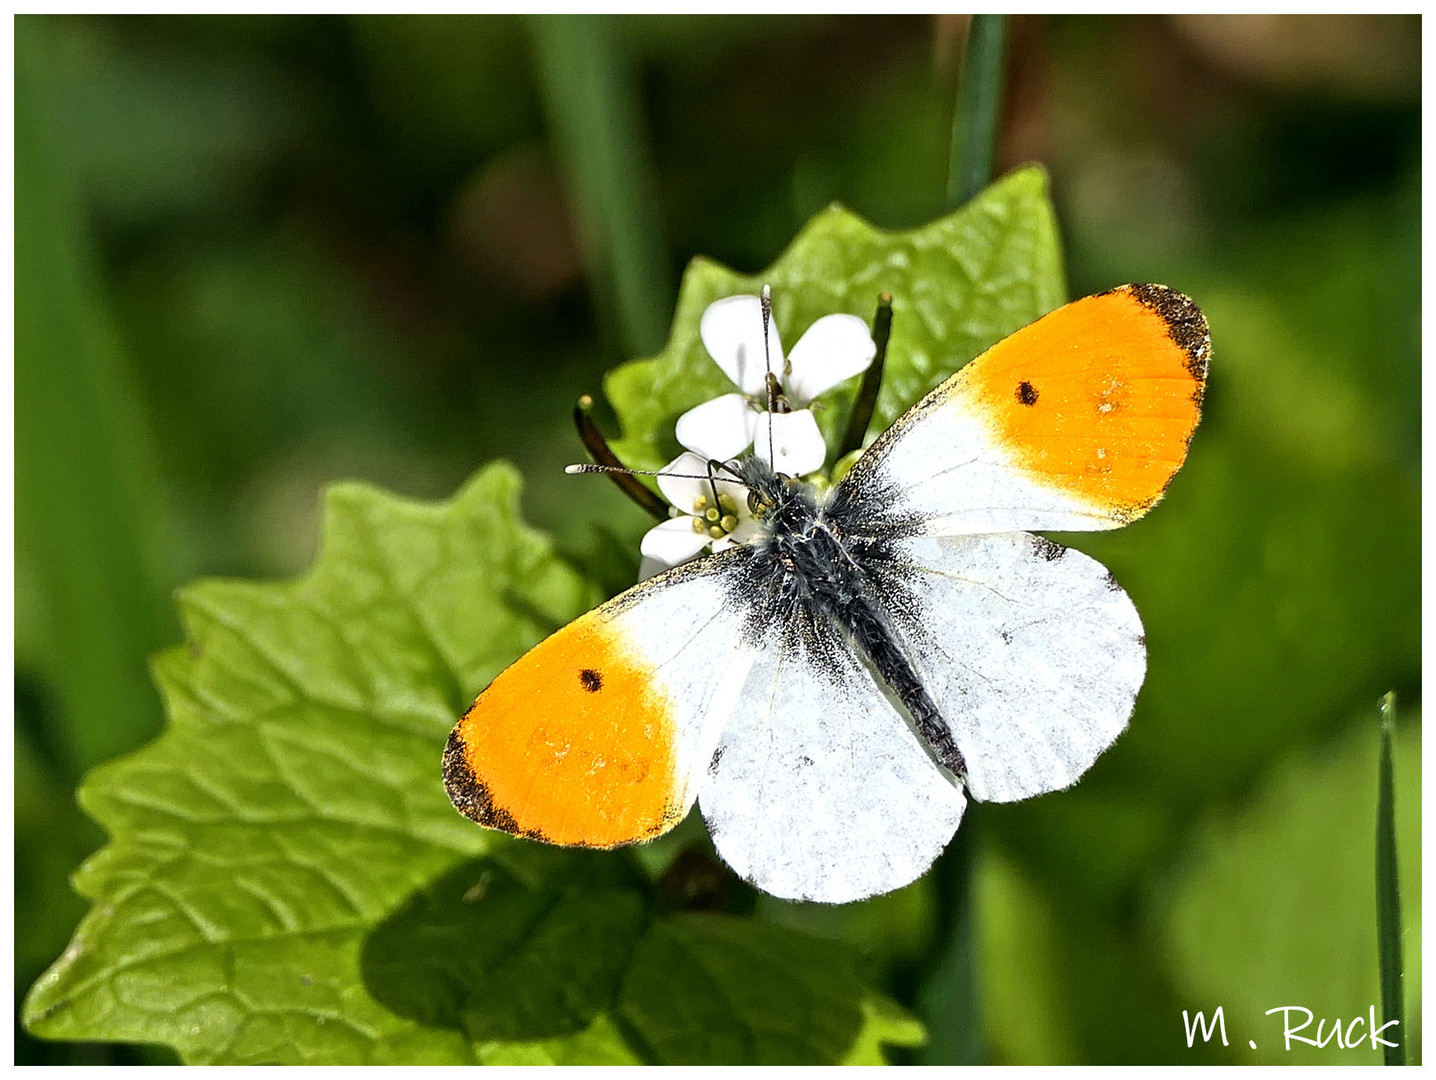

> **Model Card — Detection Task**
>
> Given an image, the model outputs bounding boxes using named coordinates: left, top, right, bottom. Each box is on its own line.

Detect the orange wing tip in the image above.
left=956, top=283, right=1209, bottom=525
left=1109, top=283, right=1211, bottom=405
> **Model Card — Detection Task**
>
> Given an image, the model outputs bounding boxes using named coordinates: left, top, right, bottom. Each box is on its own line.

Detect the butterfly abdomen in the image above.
left=729, top=476, right=967, bottom=781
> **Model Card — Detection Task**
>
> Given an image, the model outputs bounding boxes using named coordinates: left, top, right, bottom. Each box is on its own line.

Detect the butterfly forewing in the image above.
left=842, top=285, right=1208, bottom=536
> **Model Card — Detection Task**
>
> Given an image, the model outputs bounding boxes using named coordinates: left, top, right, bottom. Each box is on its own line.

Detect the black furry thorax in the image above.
left=725, top=457, right=916, bottom=653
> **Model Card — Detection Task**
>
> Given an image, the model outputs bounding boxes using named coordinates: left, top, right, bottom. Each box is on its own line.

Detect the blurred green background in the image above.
left=15, top=14, right=1420, bottom=1064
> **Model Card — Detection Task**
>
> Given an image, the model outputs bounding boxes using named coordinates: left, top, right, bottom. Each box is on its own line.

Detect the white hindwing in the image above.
left=699, top=631, right=967, bottom=903
left=872, top=532, right=1146, bottom=803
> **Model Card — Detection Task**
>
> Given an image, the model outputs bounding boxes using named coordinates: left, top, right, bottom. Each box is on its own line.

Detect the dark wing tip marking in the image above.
left=443, top=727, right=519, bottom=834
left=1122, top=283, right=1210, bottom=400
left=1031, top=535, right=1068, bottom=562
left=444, top=725, right=669, bottom=848
left=1016, top=380, right=1039, bottom=406
left=1109, top=498, right=1156, bottom=525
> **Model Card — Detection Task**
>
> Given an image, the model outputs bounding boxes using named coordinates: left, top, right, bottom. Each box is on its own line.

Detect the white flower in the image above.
left=639, top=451, right=759, bottom=579
left=674, top=294, right=877, bottom=477
left=637, top=293, right=877, bottom=579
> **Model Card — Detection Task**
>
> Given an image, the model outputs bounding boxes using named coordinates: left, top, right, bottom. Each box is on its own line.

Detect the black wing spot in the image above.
left=1032, top=536, right=1067, bottom=561
left=800, top=755, right=814, bottom=767
left=708, top=746, right=725, bottom=775
left=999, top=629, right=1013, bottom=644
left=1016, top=380, right=1039, bottom=406
left=579, top=668, right=602, bottom=693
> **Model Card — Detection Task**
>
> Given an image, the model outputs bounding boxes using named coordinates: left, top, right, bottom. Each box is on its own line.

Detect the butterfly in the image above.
left=443, top=284, right=1208, bottom=904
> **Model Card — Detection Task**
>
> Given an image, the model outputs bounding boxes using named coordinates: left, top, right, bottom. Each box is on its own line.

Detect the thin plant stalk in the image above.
left=572, top=395, right=671, bottom=521
left=15, top=27, right=175, bottom=774
left=916, top=13, right=1010, bottom=1065
left=836, top=293, right=894, bottom=460
left=1376, top=691, right=1405, bottom=1066
left=915, top=813, right=981, bottom=1065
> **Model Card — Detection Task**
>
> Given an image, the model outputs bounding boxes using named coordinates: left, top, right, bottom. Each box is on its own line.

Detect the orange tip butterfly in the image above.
left=443, top=284, right=1209, bottom=903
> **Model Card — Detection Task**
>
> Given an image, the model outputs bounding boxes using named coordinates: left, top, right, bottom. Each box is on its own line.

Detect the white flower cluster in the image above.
left=639, top=293, right=876, bottom=579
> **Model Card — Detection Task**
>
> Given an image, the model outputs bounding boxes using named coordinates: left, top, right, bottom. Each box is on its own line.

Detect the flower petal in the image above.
left=675, top=393, right=757, bottom=460
left=784, top=313, right=876, bottom=404
left=654, top=452, right=713, bottom=511
left=655, top=450, right=750, bottom=518
left=753, top=409, right=827, bottom=477
left=700, top=294, right=785, bottom=397
left=639, top=517, right=711, bottom=579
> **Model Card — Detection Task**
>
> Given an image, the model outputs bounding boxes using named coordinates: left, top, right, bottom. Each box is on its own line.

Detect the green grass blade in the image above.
left=15, top=18, right=176, bottom=773
left=1376, top=691, right=1405, bottom=1066
left=947, top=14, right=1008, bottom=208
left=530, top=14, right=672, bottom=357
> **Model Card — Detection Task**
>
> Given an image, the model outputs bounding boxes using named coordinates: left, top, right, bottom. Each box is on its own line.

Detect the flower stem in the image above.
left=947, top=14, right=1008, bottom=208
left=1376, top=690, right=1405, bottom=1066
left=836, top=293, right=894, bottom=460
left=572, top=395, right=671, bottom=521
left=914, top=812, right=981, bottom=1064
left=530, top=15, right=671, bottom=357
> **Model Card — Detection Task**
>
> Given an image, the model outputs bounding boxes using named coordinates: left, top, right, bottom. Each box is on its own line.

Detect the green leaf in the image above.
left=22, top=466, right=597, bottom=1063
left=843, top=995, right=930, bottom=1065
left=361, top=850, right=647, bottom=1043
left=24, top=463, right=921, bottom=1063
left=618, top=914, right=923, bottom=1064
left=605, top=165, right=1065, bottom=473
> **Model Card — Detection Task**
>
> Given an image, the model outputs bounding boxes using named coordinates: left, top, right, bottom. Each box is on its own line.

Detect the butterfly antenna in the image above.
left=713, top=460, right=746, bottom=484
left=566, top=462, right=743, bottom=487
left=703, top=459, right=727, bottom=509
